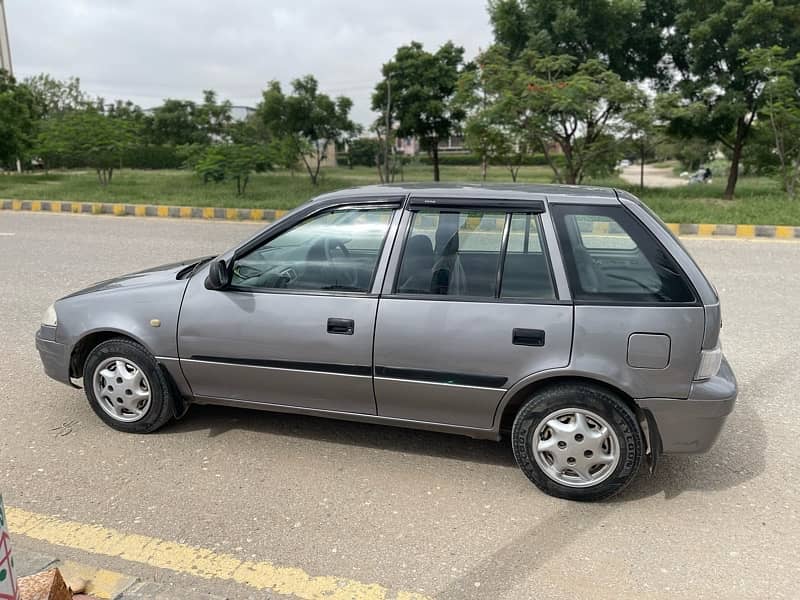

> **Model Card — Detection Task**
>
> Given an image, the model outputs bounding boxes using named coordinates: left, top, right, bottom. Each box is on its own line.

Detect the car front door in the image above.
left=178, top=199, right=401, bottom=414
left=373, top=196, right=574, bottom=431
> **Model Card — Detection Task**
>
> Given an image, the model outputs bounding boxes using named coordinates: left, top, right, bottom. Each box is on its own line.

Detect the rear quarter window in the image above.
left=551, top=204, right=696, bottom=304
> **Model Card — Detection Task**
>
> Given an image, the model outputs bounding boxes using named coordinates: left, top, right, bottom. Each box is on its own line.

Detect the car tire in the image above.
left=511, top=382, right=643, bottom=501
left=83, top=338, right=174, bottom=433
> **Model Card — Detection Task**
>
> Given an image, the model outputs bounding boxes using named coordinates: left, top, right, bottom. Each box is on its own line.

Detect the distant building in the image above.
left=395, top=135, right=467, bottom=156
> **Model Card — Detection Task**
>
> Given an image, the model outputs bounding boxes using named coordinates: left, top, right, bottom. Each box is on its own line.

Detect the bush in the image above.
left=122, top=145, right=184, bottom=169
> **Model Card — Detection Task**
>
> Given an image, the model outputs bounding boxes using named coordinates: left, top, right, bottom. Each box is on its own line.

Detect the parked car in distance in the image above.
left=36, top=184, right=736, bottom=501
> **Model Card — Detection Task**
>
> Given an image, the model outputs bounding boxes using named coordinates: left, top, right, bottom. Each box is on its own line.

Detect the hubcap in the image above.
left=532, top=408, right=620, bottom=488
left=92, top=357, right=151, bottom=423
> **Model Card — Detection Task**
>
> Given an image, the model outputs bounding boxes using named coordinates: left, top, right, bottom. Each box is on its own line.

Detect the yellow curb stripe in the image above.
left=775, top=225, right=794, bottom=239
left=697, top=223, right=715, bottom=236
left=202, top=207, right=215, bottom=219
left=51, top=201, right=61, bottom=213
left=113, top=204, right=125, bottom=216
left=134, top=205, right=147, bottom=217
left=12, top=199, right=22, bottom=210
left=274, top=209, right=288, bottom=219
left=250, top=208, right=264, bottom=220
left=156, top=205, right=169, bottom=217
left=179, top=206, right=192, bottom=218
left=665, top=223, right=680, bottom=235
left=7, top=507, right=429, bottom=600
left=736, top=224, right=755, bottom=237
left=226, top=208, right=238, bottom=220
left=31, top=200, right=42, bottom=212
left=58, top=560, right=137, bottom=600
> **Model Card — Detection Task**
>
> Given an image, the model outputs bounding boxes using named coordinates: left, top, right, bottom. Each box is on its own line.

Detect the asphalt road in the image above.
left=1, top=211, right=798, bottom=599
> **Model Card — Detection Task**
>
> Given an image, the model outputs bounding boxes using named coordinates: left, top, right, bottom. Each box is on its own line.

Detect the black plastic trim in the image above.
left=408, top=197, right=545, bottom=212
left=374, top=366, right=508, bottom=388
left=189, top=356, right=372, bottom=377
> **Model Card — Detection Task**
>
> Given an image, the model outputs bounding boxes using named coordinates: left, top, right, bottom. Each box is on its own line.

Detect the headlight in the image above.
left=695, top=342, right=722, bottom=380
left=41, top=303, right=58, bottom=327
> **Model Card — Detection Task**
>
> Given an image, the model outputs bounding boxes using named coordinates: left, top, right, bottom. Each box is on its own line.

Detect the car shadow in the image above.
left=165, top=403, right=519, bottom=468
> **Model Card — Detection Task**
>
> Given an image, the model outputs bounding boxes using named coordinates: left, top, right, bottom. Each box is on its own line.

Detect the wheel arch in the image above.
left=69, top=329, right=151, bottom=379
left=69, top=330, right=188, bottom=419
left=495, top=373, right=658, bottom=466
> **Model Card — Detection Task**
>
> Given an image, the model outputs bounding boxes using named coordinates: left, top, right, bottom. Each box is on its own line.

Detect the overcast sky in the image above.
left=5, top=0, right=493, bottom=126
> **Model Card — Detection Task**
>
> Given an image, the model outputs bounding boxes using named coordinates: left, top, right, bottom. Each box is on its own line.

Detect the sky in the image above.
left=4, top=0, right=494, bottom=127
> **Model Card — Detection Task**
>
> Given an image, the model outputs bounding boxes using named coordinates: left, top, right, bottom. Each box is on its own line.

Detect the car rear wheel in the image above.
left=511, top=383, right=643, bottom=501
left=83, top=338, right=174, bottom=433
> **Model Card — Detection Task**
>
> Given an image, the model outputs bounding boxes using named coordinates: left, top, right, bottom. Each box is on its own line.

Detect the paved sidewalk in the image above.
left=14, top=549, right=225, bottom=600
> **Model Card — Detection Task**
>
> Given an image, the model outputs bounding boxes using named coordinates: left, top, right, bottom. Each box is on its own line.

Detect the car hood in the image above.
left=62, top=256, right=213, bottom=299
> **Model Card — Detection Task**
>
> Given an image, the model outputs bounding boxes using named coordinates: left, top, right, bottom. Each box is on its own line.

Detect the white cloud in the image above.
left=5, top=0, right=493, bottom=126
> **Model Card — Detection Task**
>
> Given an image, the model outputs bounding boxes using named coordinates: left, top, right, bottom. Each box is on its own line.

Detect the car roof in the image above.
left=307, top=183, right=620, bottom=209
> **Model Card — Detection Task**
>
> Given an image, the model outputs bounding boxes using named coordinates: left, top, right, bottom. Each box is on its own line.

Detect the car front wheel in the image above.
left=511, top=383, right=643, bottom=501
left=83, top=338, right=174, bottom=433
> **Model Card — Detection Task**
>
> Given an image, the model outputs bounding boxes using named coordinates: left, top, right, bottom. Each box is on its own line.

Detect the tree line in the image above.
left=1, top=0, right=800, bottom=198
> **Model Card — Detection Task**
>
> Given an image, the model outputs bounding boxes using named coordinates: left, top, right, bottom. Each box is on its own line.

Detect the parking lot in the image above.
left=1, top=210, right=799, bottom=599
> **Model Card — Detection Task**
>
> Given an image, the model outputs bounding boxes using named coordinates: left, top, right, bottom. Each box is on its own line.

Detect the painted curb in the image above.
left=2, top=198, right=799, bottom=238
left=0, top=198, right=287, bottom=222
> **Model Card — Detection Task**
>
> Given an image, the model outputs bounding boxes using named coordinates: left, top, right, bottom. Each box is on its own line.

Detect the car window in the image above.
left=395, top=209, right=556, bottom=301
left=231, top=208, right=394, bottom=293
left=551, top=204, right=695, bottom=303
left=500, top=214, right=556, bottom=300
left=396, top=210, right=505, bottom=297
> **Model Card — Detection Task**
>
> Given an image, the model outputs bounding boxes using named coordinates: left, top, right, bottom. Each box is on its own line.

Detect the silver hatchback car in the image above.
left=36, top=184, right=736, bottom=500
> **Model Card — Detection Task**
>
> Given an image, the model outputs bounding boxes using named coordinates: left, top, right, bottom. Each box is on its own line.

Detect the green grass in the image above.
left=1, top=164, right=798, bottom=225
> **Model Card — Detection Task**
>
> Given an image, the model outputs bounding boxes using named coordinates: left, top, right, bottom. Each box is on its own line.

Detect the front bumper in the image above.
left=35, top=326, right=72, bottom=386
left=637, top=356, right=737, bottom=454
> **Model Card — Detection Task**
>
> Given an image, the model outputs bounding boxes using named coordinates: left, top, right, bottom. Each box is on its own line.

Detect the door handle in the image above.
left=513, top=328, right=545, bottom=347
left=327, top=318, right=355, bottom=335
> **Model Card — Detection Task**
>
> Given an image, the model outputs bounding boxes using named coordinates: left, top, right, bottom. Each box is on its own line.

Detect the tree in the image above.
left=666, top=0, right=800, bottom=199
left=0, top=70, right=35, bottom=168
left=23, top=73, right=90, bottom=119
left=35, top=109, right=136, bottom=185
left=196, top=90, right=233, bottom=141
left=143, top=99, right=203, bottom=145
left=488, top=0, right=677, bottom=83
left=625, top=97, right=668, bottom=190
left=257, top=76, right=358, bottom=185
left=744, top=46, right=800, bottom=197
left=480, top=49, right=643, bottom=184
left=193, top=144, right=267, bottom=195
left=373, top=41, right=466, bottom=181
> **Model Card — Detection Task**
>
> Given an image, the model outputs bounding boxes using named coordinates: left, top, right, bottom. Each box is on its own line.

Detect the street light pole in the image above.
left=0, top=0, right=12, bottom=76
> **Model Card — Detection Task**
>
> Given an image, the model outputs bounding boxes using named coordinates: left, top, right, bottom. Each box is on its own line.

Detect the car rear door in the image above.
left=177, top=198, right=402, bottom=414
left=372, top=194, right=573, bottom=431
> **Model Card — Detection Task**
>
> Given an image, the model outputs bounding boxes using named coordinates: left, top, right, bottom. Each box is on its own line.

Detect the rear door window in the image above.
left=551, top=204, right=695, bottom=304
left=394, top=209, right=556, bottom=301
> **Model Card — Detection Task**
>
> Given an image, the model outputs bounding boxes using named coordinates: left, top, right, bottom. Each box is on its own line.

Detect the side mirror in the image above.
left=204, top=259, right=231, bottom=290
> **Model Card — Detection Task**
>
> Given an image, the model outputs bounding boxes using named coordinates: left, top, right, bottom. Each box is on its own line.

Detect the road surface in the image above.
left=1, top=211, right=798, bottom=599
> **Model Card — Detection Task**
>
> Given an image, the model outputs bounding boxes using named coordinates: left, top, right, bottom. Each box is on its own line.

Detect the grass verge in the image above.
left=1, top=165, right=797, bottom=225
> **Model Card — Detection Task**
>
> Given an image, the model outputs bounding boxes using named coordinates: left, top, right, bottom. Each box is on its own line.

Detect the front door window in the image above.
left=231, top=208, right=394, bottom=293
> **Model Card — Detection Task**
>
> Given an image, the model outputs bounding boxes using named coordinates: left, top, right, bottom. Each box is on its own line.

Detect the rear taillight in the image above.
left=695, top=342, right=722, bottom=380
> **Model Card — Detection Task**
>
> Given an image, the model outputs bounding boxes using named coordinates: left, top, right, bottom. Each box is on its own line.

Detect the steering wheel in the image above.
left=323, top=238, right=359, bottom=289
